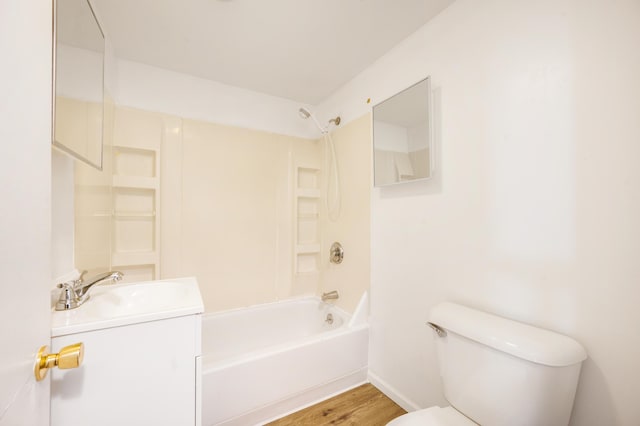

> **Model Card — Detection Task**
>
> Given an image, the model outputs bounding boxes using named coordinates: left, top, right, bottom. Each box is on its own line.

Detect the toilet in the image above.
left=388, top=302, right=587, bottom=426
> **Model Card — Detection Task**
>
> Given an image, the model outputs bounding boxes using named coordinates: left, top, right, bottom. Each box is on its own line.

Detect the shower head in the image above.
left=298, top=107, right=326, bottom=134
left=298, top=107, right=341, bottom=134
left=298, top=107, right=311, bottom=119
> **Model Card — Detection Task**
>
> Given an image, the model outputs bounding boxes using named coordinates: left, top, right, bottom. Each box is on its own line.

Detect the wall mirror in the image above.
left=373, top=76, right=432, bottom=186
left=53, top=0, right=105, bottom=170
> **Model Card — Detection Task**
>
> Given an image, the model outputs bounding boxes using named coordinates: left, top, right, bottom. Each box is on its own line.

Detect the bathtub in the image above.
left=201, top=294, right=369, bottom=426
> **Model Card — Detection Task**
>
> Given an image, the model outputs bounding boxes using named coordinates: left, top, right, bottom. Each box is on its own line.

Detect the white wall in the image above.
left=318, top=0, right=640, bottom=425
left=112, top=58, right=319, bottom=139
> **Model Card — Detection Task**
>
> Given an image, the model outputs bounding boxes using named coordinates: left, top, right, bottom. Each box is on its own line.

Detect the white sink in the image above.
left=51, top=277, right=204, bottom=337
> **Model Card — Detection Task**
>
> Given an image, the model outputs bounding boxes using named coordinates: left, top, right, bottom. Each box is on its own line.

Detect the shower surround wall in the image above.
left=318, top=115, right=372, bottom=314
left=110, top=107, right=167, bottom=282
left=180, top=119, right=322, bottom=311
left=106, top=105, right=327, bottom=311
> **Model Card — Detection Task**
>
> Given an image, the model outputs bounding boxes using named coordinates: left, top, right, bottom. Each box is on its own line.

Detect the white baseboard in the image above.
left=368, top=371, right=422, bottom=412
left=214, top=370, right=424, bottom=425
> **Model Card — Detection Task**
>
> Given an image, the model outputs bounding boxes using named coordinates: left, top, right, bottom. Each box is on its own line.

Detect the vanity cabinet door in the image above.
left=51, top=315, right=200, bottom=426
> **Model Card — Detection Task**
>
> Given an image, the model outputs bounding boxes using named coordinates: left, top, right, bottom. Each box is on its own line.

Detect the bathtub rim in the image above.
left=200, top=294, right=369, bottom=372
left=202, top=321, right=369, bottom=372
left=201, top=293, right=351, bottom=319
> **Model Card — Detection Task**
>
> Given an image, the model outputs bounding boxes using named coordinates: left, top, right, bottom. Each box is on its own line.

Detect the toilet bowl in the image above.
left=386, top=302, right=587, bottom=426
left=388, top=406, right=476, bottom=426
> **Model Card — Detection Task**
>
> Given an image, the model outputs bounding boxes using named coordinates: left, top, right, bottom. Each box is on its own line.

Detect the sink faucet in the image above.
left=55, top=270, right=123, bottom=311
left=321, top=290, right=339, bottom=302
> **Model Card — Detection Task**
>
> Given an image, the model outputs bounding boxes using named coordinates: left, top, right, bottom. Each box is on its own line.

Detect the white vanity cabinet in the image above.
left=50, top=277, right=203, bottom=426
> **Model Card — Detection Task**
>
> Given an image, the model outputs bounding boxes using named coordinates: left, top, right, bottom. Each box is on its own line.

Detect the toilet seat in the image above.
left=387, top=406, right=478, bottom=426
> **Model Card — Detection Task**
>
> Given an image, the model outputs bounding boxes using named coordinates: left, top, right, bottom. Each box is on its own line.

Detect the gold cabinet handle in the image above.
left=34, top=342, right=84, bottom=381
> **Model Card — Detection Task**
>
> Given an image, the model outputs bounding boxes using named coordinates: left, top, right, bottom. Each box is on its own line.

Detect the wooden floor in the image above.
left=266, top=384, right=406, bottom=426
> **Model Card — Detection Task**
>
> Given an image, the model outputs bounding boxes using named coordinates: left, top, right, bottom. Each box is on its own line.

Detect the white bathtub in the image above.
left=201, top=294, right=369, bottom=426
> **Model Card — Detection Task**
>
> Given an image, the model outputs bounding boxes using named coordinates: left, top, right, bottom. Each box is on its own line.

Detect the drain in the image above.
left=325, top=313, right=334, bottom=325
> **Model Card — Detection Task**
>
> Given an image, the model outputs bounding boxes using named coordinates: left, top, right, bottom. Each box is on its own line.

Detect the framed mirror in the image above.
left=53, top=0, right=105, bottom=170
left=373, top=76, right=432, bottom=187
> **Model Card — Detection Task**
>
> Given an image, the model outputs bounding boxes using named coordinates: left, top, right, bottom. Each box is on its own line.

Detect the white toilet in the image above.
left=388, top=302, right=587, bottom=426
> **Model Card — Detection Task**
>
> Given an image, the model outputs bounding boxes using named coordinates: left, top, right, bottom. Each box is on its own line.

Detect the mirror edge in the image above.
left=372, top=75, right=433, bottom=188
left=51, top=0, right=106, bottom=171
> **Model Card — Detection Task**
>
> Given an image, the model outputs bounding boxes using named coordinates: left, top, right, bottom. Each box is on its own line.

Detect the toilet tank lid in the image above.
left=429, top=302, right=587, bottom=367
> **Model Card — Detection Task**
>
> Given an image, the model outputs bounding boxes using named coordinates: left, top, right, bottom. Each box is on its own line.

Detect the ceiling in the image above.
left=91, top=0, right=454, bottom=105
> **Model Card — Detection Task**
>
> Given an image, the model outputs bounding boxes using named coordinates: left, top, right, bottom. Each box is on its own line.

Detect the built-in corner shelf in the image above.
left=113, top=211, right=156, bottom=218
left=111, top=145, right=160, bottom=282
left=295, top=244, right=321, bottom=254
left=111, top=251, right=159, bottom=267
left=296, top=188, right=321, bottom=199
left=112, top=175, right=159, bottom=190
left=294, top=166, right=321, bottom=275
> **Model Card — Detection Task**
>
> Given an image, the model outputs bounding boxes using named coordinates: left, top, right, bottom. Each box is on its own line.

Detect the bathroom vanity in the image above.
left=50, top=277, right=203, bottom=426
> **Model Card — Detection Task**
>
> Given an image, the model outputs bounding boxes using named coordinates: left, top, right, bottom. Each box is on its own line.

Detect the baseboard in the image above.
left=216, top=368, right=368, bottom=426
left=368, top=371, right=421, bottom=412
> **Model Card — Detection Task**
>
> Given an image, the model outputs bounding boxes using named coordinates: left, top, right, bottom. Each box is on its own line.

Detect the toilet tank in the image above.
left=429, top=303, right=587, bottom=426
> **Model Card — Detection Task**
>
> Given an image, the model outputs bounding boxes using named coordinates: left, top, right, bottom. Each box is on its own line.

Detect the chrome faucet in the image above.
left=321, top=290, right=339, bottom=302
left=55, top=270, right=123, bottom=311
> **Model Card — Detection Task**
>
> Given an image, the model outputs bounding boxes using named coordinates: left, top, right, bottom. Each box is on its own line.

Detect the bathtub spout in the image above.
left=321, top=290, right=339, bottom=302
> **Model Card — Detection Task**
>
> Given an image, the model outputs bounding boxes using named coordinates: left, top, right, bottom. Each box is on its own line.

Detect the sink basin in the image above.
left=51, top=277, right=204, bottom=337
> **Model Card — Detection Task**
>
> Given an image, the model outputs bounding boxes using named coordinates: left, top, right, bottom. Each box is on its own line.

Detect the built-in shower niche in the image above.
left=113, top=188, right=155, bottom=253
left=294, top=166, right=321, bottom=274
left=111, top=145, right=160, bottom=282
left=297, top=198, right=319, bottom=243
left=114, top=145, right=156, bottom=178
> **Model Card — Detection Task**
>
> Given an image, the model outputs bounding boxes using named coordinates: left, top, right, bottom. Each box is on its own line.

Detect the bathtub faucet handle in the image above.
left=321, top=290, right=339, bottom=302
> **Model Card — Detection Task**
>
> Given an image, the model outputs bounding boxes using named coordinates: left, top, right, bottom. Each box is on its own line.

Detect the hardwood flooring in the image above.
left=266, top=383, right=407, bottom=426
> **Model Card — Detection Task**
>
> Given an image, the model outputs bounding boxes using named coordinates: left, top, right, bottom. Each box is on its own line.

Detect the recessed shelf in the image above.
left=113, top=145, right=157, bottom=178
left=113, top=211, right=156, bottom=218
left=297, top=167, right=320, bottom=190
left=294, top=165, right=321, bottom=275
left=295, top=269, right=320, bottom=276
left=297, top=213, right=319, bottom=219
left=110, top=119, right=161, bottom=281
left=88, top=212, right=112, bottom=218
left=113, top=215, right=155, bottom=253
left=296, top=188, right=321, bottom=198
left=295, top=252, right=319, bottom=274
left=295, top=244, right=321, bottom=254
left=112, top=175, right=159, bottom=190
left=112, top=251, right=158, bottom=266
